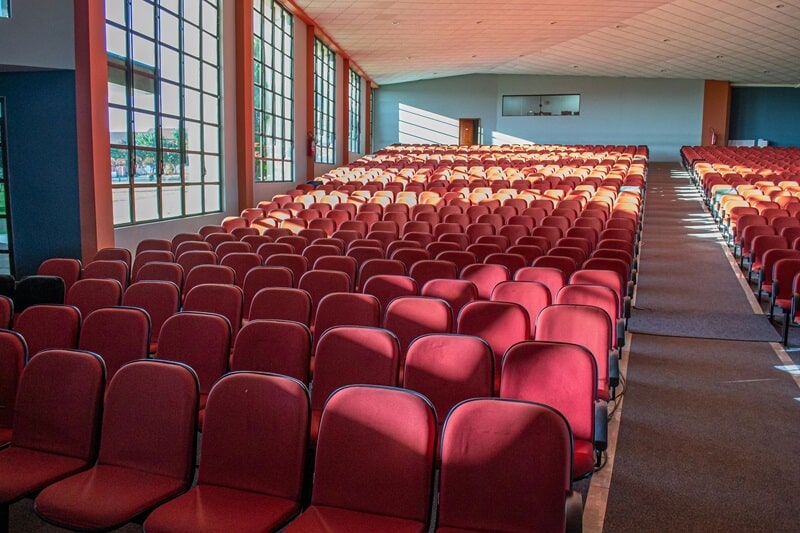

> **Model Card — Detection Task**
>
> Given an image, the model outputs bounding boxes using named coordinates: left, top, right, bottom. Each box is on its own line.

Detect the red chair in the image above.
left=66, top=278, right=123, bottom=318
left=37, top=258, right=82, bottom=295
left=220, top=252, right=262, bottom=288
left=390, top=248, right=430, bottom=272
left=384, top=296, right=453, bottom=358
left=420, top=278, right=479, bottom=318
left=170, top=232, right=203, bottom=254
left=134, top=260, right=185, bottom=287
left=256, top=242, right=295, bottom=262
left=309, top=327, right=400, bottom=446
left=460, top=263, right=510, bottom=300
left=215, top=241, right=252, bottom=261
left=275, top=235, right=309, bottom=255
left=78, top=306, right=150, bottom=379
left=436, top=398, right=580, bottom=532
left=286, top=385, right=435, bottom=532
left=13, top=304, right=81, bottom=358
left=122, top=280, right=180, bottom=353
left=0, top=330, right=26, bottom=446
left=490, top=280, right=551, bottom=333
left=92, top=247, right=132, bottom=268
left=176, top=250, right=217, bottom=277
left=357, top=258, right=405, bottom=289
left=298, top=270, right=352, bottom=320
left=409, top=259, right=459, bottom=289
left=35, top=359, right=198, bottom=531
left=241, top=266, right=295, bottom=319
left=313, top=292, right=381, bottom=342
left=230, top=319, right=313, bottom=383
left=361, top=274, right=418, bottom=314
left=82, top=259, right=129, bottom=289
left=144, top=372, right=309, bottom=532
left=264, top=254, right=309, bottom=288
left=249, top=287, right=313, bottom=327
left=570, top=268, right=632, bottom=324
left=183, top=283, right=244, bottom=340
left=457, top=300, right=530, bottom=392
left=183, top=264, right=236, bottom=295
left=0, top=349, right=105, bottom=532
left=558, top=283, right=625, bottom=350
left=135, top=238, right=172, bottom=255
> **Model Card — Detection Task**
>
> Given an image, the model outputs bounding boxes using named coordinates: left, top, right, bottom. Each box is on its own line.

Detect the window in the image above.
left=106, top=0, right=222, bottom=226
left=348, top=69, right=361, bottom=153
left=0, top=0, right=9, bottom=18
left=254, top=0, right=294, bottom=182
left=502, top=94, right=580, bottom=116
left=0, top=98, right=13, bottom=275
left=314, top=38, right=336, bottom=164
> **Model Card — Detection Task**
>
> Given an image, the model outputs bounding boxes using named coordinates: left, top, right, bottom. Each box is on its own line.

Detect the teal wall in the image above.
left=0, top=70, right=81, bottom=276
left=730, top=87, right=800, bottom=147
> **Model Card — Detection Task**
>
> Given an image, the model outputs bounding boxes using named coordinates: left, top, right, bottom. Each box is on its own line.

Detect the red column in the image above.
left=236, top=0, right=255, bottom=210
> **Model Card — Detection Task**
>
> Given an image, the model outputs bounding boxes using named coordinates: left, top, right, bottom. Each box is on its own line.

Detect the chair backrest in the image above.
left=216, top=241, right=253, bottom=260
left=384, top=296, right=453, bottom=355
left=256, top=242, right=295, bottom=262
left=219, top=252, right=262, bottom=288
left=500, top=340, right=597, bottom=478
left=230, top=320, right=312, bottom=383
left=465, top=243, right=503, bottom=263
left=390, top=248, right=431, bottom=272
left=437, top=398, right=573, bottom=533
left=183, top=264, right=236, bottom=295
left=312, top=385, right=435, bottom=525
left=361, top=274, right=418, bottom=313
left=78, top=306, right=151, bottom=379
left=156, top=312, right=231, bottom=403
left=249, top=287, right=313, bottom=326
left=313, top=292, right=381, bottom=343
left=531, top=255, right=578, bottom=279
left=13, top=304, right=81, bottom=358
left=460, top=263, right=510, bottom=300
left=13, top=349, right=105, bottom=462
left=37, top=258, right=82, bottom=294
left=136, top=238, right=173, bottom=255
left=420, top=278, right=479, bottom=318
left=133, top=260, right=185, bottom=287
left=65, top=278, right=123, bottom=319
left=93, top=247, right=132, bottom=267
left=197, top=371, right=309, bottom=503
left=569, top=268, right=628, bottom=318
left=82, top=259, right=129, bottom=288
left=264, top=254, right=309, bottom=288
left=170, top=233, right=204, bottom=254
left=0, top=294, right=13, bottom=329
left=183, top=283, right=244, bottom=339
left=241, top=266, right=295, bottom=319
left=131, top=250, right=175, bottom=281
left=97, top=359, right=197, bottom=485
left=0, top=329, right=27, bottom=434
left=13, top=275, right=66, bottom=313
left=311, top=326, right=400, bottom=414
left=303, top=244, right=342, bottom=269
left=121, top=280, right=180, bottom=352
left=490, top=280, right=551, bottom=332
left=298, top=270, right=352, bottom=317
left=409, top=259, right=458, bottom=289
left=403, top=333, right=492, bottom=433
left=436, top=250, right=478, bottom=274
left=484, top=252, right=527, bottom=275
left=176, top=250, right=217, bottom=277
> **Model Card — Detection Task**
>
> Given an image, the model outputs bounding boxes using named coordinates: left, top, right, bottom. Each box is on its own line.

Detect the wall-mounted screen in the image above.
left=502, top=94, right=580, bottom=116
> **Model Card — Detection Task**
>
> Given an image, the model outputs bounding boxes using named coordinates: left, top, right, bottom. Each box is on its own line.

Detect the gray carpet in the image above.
left=603, top=164, right=800, bottom=532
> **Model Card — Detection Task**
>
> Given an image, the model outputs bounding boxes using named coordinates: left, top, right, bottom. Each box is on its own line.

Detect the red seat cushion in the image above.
left=35, top=464, right=187, bottom=531
left=574, top=440, right=596, bottom=479
left=145, top=484, right=300, bottom=533
left=284, top=504, right=426, bottom=532
left=0, top=427, right=11, bottom=447
left=0, top=447, right=88, bottom=502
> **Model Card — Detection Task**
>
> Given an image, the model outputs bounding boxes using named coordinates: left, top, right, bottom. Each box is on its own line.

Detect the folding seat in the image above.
left=484, top=252, right=527, bottom=275
left=263, top=227, right=294, bottom=240
left=605, top=216, right=637, bottom=234
left=465, top=243, right=503, bottom=263
left=131, top=250, right=175, bottom=282
left=403, top=333, right=492, bottom=437
left=532, top=225, right=563, bottom=248
left=384, top=296, right=453, bottom=360
left=457, top=300, right=530, bottom=392
left=0, top=349, right=104, bottom=532
left=348, top=237, right=385, bottom=251
left=309, top=328, right=401, bottom=446
left=541, top=215, right=570, bottom=234
left=490, top=280, right=551, bottom=333
left=338, top=220, right=368, bottom=238
left=523, top=205, right=549, bottom=223
left=13, top=304, right=81, bottom=358
left=498, top=223, right=529, bottom=246
left=135, top=238, right=173, bottom=254
left=401, top=220, right=432, bottom=237
left=558, top=282, right=625, bottom=350
left=78, top=259, right=129, bottom=290
left=199, top=224, right=226, bottom=238
left=506, top=244, right=544, bottom=265
left=219, top=251, right=262, bottom=289
left=438, top=232, right=471, bottom=250
left=475, top=213, right=504, bottom=230
left=280, top=217, right=308, bottom=233
left=286, top=385, right=434, bottom=532
left=600, top=227, right=635, bottom=245
left=771, top=215, right=800, bottom=234
left=467, top=205, right=491, bottom=222
left=573, top=216, right=605, bottom=234
left=133, top=260, right=185, bottom=288
left=517, top=234, right=552, bottom=253
left=310, top=237, right=346, bottom=253
left=275, top=235, right=309, bottom=255
left=390, top=247, right=430, bottom=272
left=532, top=254, right=578, bottom=279
left=767, top=259, right=800, bottom=337
left=436, top=397, right=579, bottom=533
left=223, top=216, right=250, bottom=232
left=308, top=217, right=337, bottom=236
left=297, top=270, right=352, bottom=320
left=176, top=249, right=217, bottom=277
left=144, top=372, right=309, bottom=532
left=313, top=292, right=381, bottom=345
left=183, top=283, right=244, bottom=340
left=264, top=253, right=309, bottom=288
left=507, top=214, right=535, bottom=231
left=465, top=222, right=495, bottom=244
left=183, top=264, right=236, bottom=295
left=535, top=303, right=617, bottom=401
left=426, top=241, right=461, bottom=257
left=299, top=228, right=327, bottom=243
left=65, top=278, right=123, bottom=318
left=748, top=234, right=789, bottom=283
left=433, top=221, right=464, bottom=239
left=121, top=280, right=180, bottom=354
left=413, top=211, right=439, bottom=226
left=383, top=210, right=409, bottom=226
left=170, top=232, right=203, bottom=254
left=409, top=259, right=459, bottom=289
left=0, top=295, right=12, bottom=329
left=385, top=240, right=423, bottom=259
left=570, top=267, right=632, bottom=325
left=249, top=287, right=313, bottom=327
left=175, top=240, right=215, bottom=259
left=37, top=258, right=82, bottom=295
left=357, top=258, right=406, bottom=290
left=231, top=226, right=260, bottom=240
left=35, top=359, right=198, bottom=531
left=311, top=255, right=357, bottom=290
left=475, top=234, right=510, bottom=251
left=419, top=278, right=479, bottom=318
left=93, top=247, right=132, bottom=268
left=557, top=235, right=594, bottom=256
left=331, top=229, right=363, bottom=248
left=205, top=233, right=237, bottom=253
left=78, top=305, right=150, bottom=379
left=156, top=312, right=230, bottom=426
left=298, top=208, right=323, bottom=222
left=229, top=320, right=313, bottom=384
left=0, top=330, right=26, bottom=446
left=433, top=250, right=476, bottom=274
left=400, top=231, right=434, bottom=249
left=256, top=241, right=295, bottom=262
left=548, top=245, right=587, bottom=267
left=215, top=240, right=252, bottom=261
left=757, top=248, right=800, bottom=303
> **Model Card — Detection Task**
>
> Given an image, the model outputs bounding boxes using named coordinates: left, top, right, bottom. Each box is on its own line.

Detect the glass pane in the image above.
left=160, top=46, right=180, bottom=82
left=185, top=185, right=202, bottom=215
left=134, top=149, right=157, bottom=183
left=0, top=218, right=7, bottom=251
left=108, top=66, right=128, bottom=106
left=203, top=31, right=218, bottom=64
left=134, top=187, right=159, bottom=222
left=204, top=155, right=219, bottom=182
left=184, top=23, right=200, bottom=57
left=203, top=63, right=218, bottom=95
left=160, top=80, right=180, bottom=115
left=204, top=184, right=220, bottom=211
left=185, top=121, right=202, bottom=151
left=159, top=11, right=180, bottom=49
left=185, top=88, right=201, bottom=120
left=131, top=0, right=155, bottom=37
left=113, top=189, right=132, bottom=225
left=106, top=0, right=126, bottom=26
left=203, top=94, right=218, bottom=125
left=186, top=153, right=203, bottom=182
left=203, top=125, right=219, bottom=153
left=132, top=73, right=156, bottom=111
left=110, top=148, right=130, bottom=184
left=131, top=34, right=156, bottom=69
left=133, top=112, right=156, bottom=146
left=106, top=25, right=128, bottom=58
left=184, top=56, right=201, bottom=89
left=161, top=186, right=182, bottom=218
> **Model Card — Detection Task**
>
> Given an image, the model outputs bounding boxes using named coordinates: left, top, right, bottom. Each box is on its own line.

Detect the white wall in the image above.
left=0, top=0, right=75, bottom=70
left=374, top=74, right=705, bottom=161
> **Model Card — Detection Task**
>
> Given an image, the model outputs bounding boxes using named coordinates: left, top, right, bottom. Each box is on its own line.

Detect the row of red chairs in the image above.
left=0, top=351, right=581, bottom=532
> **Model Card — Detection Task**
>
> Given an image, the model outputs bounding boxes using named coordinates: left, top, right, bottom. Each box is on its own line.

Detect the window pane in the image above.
left=113, top=189, right=132, bottom=225
left=134, top=187, right=159, bottom=221
left=185, top=185, right=202, bottom=215
left=161, top=186, right=182, bottom=218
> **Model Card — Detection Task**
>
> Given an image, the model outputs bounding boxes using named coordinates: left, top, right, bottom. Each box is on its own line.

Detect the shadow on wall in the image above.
left=398, top=104, right=535, bottom=147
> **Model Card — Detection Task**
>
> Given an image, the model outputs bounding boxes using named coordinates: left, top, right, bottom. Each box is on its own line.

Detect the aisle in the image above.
left=601, top=164, right=800, bottom=531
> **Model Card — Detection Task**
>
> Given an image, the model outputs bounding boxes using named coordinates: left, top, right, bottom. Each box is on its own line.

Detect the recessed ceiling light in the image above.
left=776, top=4, right=785, bottom=8
left=572, top=65, right=579, bottom=68
left=472, top=54, right=478, bottom=58
left=763, top=69, right=771, bottom=73
left=391, top=21, right=399, bottom=25
left=660, top=69, right=668, bottom=72
left=663, top=38, right=670, bottom=42
left=475, top=20, right=483, bottom=24
left=615, top=24, right=624, bottom=29
left=549, top=21, right=557, bottom=25
left=715, top=54, right=724, bottom=59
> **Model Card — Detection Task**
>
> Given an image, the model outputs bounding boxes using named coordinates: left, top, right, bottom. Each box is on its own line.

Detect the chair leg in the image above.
left=0, top=503, right=8, bottom=533
left=783, top=310, right=791, bottom=347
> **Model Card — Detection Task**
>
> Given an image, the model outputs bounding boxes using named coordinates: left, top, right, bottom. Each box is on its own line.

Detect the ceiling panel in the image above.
left=292, top=0, right=800, bottom=86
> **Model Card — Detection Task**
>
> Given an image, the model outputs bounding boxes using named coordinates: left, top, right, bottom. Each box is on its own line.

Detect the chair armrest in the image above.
left=609, top=352, right=620, bottom=388
left=771, top=279, right=780, bottom=306
left=595, top=400, right=608, bottom=451
left=624, top=296, right=632, bottom=320
left=565, top=490, right=584, bottom=533
left=626, top=280, right=634, bottom=298
left=616, top=318, right=625, bottom=349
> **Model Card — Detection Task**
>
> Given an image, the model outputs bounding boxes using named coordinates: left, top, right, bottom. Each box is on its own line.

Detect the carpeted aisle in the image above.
left=603, top=164, right=800, bottom=532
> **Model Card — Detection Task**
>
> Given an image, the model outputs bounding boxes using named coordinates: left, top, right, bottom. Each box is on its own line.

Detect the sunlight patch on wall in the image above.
left=491, top=131, right=534, bottom=145
left=398, top=104, right=458, bottom=144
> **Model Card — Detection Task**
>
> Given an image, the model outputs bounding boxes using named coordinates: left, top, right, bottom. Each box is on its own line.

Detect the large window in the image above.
left=254, top=0, right=294, bottom=182
left=106, top=0, right=222, bottom=226
left=0, top=0, right=10, bottom=18
left=502, top=94, right=580, bottom=116
left=0, top=99, right=13, bottom=275
left=314, top=38, right=335, bottom=164
left=348, top=69, right=361, bottom=153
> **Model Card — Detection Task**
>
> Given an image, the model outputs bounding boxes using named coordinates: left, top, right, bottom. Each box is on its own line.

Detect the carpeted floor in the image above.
left=603, top=164, right=800, bottom=532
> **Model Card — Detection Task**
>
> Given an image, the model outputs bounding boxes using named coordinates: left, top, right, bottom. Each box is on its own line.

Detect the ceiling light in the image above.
left=715, top=54, right=724, bottom=59
left=776, top=4, right=785, bottom=8
left=475, top=20, right=483, bottom=24
left=472, top=54, right=478, bottom=58
left=615, top=24, right=624, bottom=29
left=391, top=21, right=399, bottom=25
left=663, top=38, right=670, bottom=42
left=549, top=21, right=557, bottom=25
